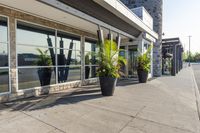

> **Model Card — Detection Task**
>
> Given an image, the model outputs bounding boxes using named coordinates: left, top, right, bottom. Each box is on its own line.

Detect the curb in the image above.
left=191, top=67, right=200, bottom=121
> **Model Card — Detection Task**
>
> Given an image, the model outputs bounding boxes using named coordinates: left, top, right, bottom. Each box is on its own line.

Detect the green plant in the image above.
left=96, top=40, right=127, bottom=78
left=137, top=46, right=152, bottom=72
left=36, top=48, right=52, bottom=67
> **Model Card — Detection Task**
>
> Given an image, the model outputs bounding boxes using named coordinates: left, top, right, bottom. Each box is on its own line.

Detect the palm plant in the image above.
left=137, top=45, right=152, bottom=83
left=36, top=48, right=52, bottom=67
left=96, top=40, right=127, bottom=78
left=36, top=48, right=52, bottom=86
left=137, top=45, right=152, bottom=72
left=95, top=39, right=127, bottom=96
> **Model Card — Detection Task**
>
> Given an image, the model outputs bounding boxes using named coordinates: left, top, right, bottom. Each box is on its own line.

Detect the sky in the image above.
left=163, top=0, right=200, bottom=53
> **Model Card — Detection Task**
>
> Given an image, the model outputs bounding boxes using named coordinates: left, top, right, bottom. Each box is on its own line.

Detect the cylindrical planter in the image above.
left=137, top=70, right=148, bottom=83
left=99, top=77, right=117, bottom=96
left=38, top=68, right=52, bottom=86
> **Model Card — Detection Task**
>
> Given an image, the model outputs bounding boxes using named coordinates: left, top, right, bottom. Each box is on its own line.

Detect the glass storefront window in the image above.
left=0, top=43, right=8, bottom=67
left=0, top=16, right=9, bottom=93
left=0, top=69, right=9, bottom=93
left=17, top=45, right=55, bottom=66
left=18, top=67, right=56, bottom=90
left=57, top=49, right=81, bottom=65
left=0, top=17, right=8, bottom=43
left=85, top=39, right=98, bottom=79
left=17, top=21, right=82, bottom=90
left=57, top=31, right=80, bottom=51
left=17, top=21, right=56, bottom=90
left=17, top=21, right=55, bottom=47
left=58, top=66, right=81, bottom=83
left=85, top=66, right=98, bottom=79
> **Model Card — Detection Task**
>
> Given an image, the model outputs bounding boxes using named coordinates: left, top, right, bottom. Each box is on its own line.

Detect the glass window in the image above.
left=85, top=66, right=98, bottom=79
left=17, top=21, right=55, bottom=47
left=85, top=39, right=98, bottom=79
left=0, top=16, right=9, bottom=93
left=57, top=31, right=80, bottom=50
left=18, top=67, right=56, bottom=90
left=17, top=21, right=82, bottom=90
left=58, top=66, right=81, bottom=83
left=0, top=43, right=8, bottom=67
left=0, top=69, right=9, bottom=93
left=17, top=45, right=55, bottom=66
left=0, top=17, right=8, bottom=43
left=17, top=21, right=57, bottom=90
left=57, top=49, right=81, bottom=65
left=57, top=31, right=81, bottom=83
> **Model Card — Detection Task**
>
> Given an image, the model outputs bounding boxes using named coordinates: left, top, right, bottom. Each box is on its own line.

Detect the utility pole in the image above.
left=188, top=36, right=192, bottom=67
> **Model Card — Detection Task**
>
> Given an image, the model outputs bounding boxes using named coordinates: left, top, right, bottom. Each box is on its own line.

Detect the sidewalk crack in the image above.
left=118, top=106, right=146, bottom=133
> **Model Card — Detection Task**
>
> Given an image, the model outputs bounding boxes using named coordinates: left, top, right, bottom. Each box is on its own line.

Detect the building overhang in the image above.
left=0, top=0, right=157, bottom=41
left=93, top=0, right=158, bottom=39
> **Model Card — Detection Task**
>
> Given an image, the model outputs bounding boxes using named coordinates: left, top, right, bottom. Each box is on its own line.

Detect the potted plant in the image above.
left=36, top=48, right=52, bottom=86
left=137, top=46, right=152, bottom=83
left=97, top=40, right=126, bottom=96
left=85, top=53, right=90, bottom=79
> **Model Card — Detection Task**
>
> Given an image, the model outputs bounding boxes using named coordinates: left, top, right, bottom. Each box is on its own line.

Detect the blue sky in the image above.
left=163, top=0, right=200, bottom=53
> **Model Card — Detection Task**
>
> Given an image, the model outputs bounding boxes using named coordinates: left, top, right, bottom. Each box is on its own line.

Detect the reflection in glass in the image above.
left=17, top=21, right=55, bottom=47
left=58, top=66, right=81, bottom=83
left=18, top=67, right=56, bottom=90
left=57, top=49, right=81, bottom=65
left=0, top=69, right=9, bottom=93
left=0, top=17, right=8, bottom=43
left=85, top=41, right=98, bottom=65
left=85, top=51, right=98, bottom=65
left=57, top=31, right=80, bottom=50
left=17, top=45, right=55, bottom=66
left=0, top=43, right=8, bottom=67
left=85, top=66, right=98, bottom=79
left=85, top=42, right=97, bottom=52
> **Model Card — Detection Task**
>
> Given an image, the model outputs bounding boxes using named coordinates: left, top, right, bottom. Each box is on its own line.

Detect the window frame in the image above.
left=16, top=19, right=83, bottom=91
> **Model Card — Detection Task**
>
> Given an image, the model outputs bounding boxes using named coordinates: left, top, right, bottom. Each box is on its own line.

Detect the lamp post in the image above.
left=188, top=36, right=192, bottom=67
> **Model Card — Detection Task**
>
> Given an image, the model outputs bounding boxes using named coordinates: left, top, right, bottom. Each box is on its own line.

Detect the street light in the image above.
left=188, top=36, right=192, bottom=67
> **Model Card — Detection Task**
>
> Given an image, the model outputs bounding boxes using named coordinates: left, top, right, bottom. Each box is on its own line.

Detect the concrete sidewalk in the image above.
left=0, top=67, right=200, bottom=133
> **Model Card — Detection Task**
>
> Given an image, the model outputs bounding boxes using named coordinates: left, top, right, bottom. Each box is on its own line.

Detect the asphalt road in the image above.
left=192, top=64, right=200, bottom=90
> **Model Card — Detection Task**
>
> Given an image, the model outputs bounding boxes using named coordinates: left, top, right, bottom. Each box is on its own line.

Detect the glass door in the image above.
left=128, top=45, right=138, bottom=78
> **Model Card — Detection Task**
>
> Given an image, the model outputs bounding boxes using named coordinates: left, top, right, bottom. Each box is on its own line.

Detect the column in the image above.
left=172, top=44, right=176, bottom=76
left=9, top=16, right=17, bottom=93
left=81, top=35, right=85, bottom=84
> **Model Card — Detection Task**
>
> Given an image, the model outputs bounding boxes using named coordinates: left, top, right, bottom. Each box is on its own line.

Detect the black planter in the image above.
left=38, top=68, right=52, bottom=86
left=99, top=77, right=117, bottom=96
left=85, top=66, right=90, bottom=79
left=137, top=70, right=148, bottom=83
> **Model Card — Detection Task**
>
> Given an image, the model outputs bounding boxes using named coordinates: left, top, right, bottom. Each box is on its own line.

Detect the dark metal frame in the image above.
left=162, top=38, right=183, bottom=76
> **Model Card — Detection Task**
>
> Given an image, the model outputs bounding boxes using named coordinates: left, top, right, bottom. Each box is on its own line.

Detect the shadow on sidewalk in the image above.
left=117, top=78, right=139, bottom=86
left=2, top=84, right=102, bottom=112
left=1, top=79, right=141, bottom=112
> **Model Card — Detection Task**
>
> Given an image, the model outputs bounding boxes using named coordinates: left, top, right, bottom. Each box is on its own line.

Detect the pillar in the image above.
left=81, top=35, right=85, bottom=84
left=9, top=16, right=17, bottom=93
left=172, top=44, right=176, bottom=76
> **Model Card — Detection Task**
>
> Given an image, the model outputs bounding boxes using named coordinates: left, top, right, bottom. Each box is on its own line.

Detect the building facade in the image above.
left=121, top=0, right=163, bottom=77
left=0, top=0, right=158, bottom=102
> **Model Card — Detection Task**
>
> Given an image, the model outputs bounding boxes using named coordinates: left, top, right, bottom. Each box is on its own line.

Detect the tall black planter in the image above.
left=85, top=66, right=90, bottom=79
left=99, top=77, right=117, bottom=96
left=38, top=68, right=52, bottom=86
left=137, top=70, right=148, bottom=83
